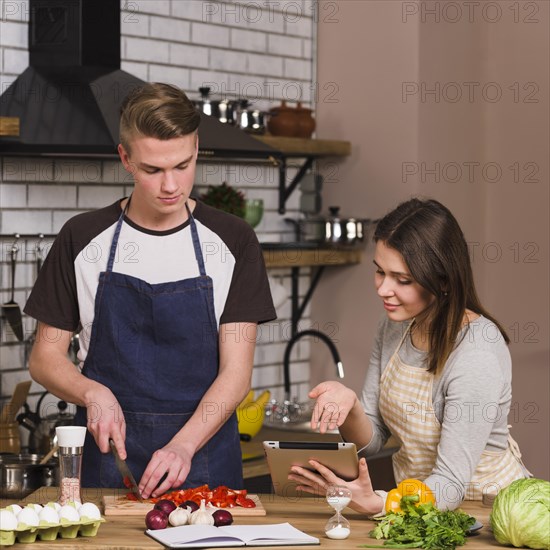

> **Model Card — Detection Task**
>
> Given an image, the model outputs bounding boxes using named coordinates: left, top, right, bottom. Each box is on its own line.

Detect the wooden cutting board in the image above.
left=102, top=493, right=266, bottom=516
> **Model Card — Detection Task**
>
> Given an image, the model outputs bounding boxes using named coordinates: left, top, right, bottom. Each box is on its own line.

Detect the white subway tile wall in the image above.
left=0, top=0, right=318, bottom=423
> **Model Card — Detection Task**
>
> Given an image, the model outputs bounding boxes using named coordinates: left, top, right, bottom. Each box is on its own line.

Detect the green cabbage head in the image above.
left=490, top=478, right=550, bottom=549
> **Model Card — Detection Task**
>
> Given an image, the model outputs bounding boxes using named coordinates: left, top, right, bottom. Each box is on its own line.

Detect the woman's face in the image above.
left=374, top=241, right=435, bottom=322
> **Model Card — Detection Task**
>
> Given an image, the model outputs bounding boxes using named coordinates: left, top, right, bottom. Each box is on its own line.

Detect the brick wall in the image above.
left=0, top=0, right=318, bottom=434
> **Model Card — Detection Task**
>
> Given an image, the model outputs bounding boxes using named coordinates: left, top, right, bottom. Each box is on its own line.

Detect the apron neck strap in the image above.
left=106, top=199, right=128, bottom=272
left=107, top=197, right=208, bottom=278
left=107, top=195, right=206, bottom=277
left=186, top=202, right=208, bottom=278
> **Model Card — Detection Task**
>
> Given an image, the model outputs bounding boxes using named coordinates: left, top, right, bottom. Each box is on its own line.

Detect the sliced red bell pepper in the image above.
left=236, top=494, right=256, bottom=508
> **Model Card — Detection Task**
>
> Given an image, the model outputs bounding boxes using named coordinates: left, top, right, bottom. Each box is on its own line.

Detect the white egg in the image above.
left=39, top=506, right=60, bottom=524
left=45, top=502, right=61, bottom=512
left=58, top=504, right=80, bottom=523
left=5, top=504, right=22, bottom=516
left=78, top=502, right=101, bottom=520
left=27, top=503, right=43, bottom=513
left=0, top=509, right=18, bottom=530
left=17, top=507, right=40, bottom=527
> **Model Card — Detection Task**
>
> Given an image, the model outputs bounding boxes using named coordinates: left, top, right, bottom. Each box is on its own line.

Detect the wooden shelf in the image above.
left=261, top=245, right=363, bottom=334
left=262, top=247, right=363, bottom=268
left=253, top=135, right=351, bottom=157
left=0, top=117, right=20, bottom=137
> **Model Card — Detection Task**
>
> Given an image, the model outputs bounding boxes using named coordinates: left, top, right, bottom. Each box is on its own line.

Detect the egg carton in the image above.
left=0, top=501, right=105, bottom=546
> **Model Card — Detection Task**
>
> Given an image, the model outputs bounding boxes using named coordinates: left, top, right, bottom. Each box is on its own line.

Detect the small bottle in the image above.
left=56, top=426, right=87, bottom=505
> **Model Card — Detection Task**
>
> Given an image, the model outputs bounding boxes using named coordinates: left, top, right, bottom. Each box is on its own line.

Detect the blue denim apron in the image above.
left=75, top=202, right=243, bottom=489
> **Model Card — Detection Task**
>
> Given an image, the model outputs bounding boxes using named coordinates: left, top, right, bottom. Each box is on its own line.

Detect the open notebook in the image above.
left=145, top=522, right=320, bottom=548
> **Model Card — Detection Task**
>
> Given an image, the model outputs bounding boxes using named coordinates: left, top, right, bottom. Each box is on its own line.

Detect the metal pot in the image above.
left=286, top=207, right=369, bottom=246
left=194, top=87, right=240, bottom=125
left=237, top=102, right=266, bottom=134
left=0, top=453, right=59, bottom=499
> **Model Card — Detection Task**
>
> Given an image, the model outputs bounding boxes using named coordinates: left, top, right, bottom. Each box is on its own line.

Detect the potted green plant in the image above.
left=200, top=182, right=245, bottom=218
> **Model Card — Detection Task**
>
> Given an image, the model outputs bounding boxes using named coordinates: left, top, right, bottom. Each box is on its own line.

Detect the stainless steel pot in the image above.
left=195, top=87, right=240, bottom=125
left=236, top=100, right=266, bottom=134
left=0, top=453, right=59, bottom=499
left=286, top=207, right=369, bottom=246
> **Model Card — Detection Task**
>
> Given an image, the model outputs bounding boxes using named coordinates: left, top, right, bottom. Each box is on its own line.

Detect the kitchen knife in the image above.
left=108, top=439, right=143, bottom=502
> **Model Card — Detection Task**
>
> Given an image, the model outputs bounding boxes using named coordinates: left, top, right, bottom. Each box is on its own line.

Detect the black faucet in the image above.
left=283, top=329, right=344, bottom=401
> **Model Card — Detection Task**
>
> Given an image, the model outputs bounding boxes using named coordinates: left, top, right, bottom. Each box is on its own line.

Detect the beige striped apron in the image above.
left=378, top=325, right=527, bottom=501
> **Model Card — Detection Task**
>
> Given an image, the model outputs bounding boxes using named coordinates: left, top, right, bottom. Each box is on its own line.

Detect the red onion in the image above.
left=180, top=500, right=199, bottom=513
left=212, top=509, right=233, bottom=527
left=145, top=509, right=168, bottom=530
left=154, top=499, right=177, bottom=515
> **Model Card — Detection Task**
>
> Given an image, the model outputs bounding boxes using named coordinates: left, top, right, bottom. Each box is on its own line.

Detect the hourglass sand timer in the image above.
left=325, top=485, right=352, bottom=539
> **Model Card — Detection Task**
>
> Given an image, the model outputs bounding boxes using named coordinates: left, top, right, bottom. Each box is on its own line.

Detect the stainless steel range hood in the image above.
left=0, top=0, right=278, bottom=159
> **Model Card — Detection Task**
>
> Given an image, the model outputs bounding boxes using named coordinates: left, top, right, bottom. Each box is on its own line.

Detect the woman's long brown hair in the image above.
left=374, top=198, right=509, bottom=373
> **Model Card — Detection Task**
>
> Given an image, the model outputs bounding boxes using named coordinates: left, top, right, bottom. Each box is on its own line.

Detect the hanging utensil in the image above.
left=2, top=237, right=24, bottom=341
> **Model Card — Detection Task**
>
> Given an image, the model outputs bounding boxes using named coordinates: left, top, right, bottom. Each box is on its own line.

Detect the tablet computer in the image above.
left=263, top=440, right=359, bottom=497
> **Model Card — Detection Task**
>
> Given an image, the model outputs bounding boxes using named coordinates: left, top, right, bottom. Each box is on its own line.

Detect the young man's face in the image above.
left=118, top=133, right=198, bottom=226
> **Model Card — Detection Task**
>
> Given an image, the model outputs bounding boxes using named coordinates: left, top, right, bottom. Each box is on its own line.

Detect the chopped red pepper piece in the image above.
left=236, top=495, right=256, bottom=508
left=150, top=485, right=256, bottom=508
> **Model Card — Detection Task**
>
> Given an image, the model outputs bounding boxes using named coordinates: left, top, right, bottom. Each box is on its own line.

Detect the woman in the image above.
left=289, top=198, right=529, bottom=514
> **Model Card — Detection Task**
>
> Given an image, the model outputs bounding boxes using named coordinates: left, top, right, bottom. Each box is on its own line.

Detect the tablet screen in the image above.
left=263, top=441, right=359, bottom=497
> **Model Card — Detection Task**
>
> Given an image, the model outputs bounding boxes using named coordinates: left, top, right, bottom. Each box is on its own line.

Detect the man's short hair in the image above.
left=119, top=83, right=200, bottom=153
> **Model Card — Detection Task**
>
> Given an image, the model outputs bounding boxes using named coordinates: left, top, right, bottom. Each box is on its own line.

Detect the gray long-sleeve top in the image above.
left=359, top=315, right=516, bottom=510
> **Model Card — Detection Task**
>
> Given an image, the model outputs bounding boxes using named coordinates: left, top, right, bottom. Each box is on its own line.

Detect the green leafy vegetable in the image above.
left=362, top=497, right=475, bottom=550
left=490, top=478, right=550, bottom=550
left=200, top=182, right=245, bottom=218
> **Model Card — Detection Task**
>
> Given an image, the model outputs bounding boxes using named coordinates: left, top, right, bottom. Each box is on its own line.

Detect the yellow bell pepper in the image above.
left=385, top=478, right=436, bottom=514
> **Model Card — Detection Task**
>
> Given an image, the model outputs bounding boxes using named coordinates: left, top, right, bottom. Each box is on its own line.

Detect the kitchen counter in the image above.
left=4, top=487, right=499, bottom=549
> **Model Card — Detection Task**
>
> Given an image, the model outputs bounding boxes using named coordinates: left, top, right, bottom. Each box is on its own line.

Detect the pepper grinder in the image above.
left=55, top=426, right=87, bottom=505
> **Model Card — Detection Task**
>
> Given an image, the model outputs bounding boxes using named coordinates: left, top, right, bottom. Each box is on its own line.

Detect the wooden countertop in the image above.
left=5, top=487, right=498, bottom=549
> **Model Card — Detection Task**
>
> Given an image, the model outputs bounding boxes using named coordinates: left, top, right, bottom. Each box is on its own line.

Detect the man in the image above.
left=25, top=83, right=276, bottom=499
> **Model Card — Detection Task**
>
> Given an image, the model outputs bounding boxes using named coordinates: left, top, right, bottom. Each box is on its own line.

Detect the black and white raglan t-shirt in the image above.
left=25, top=199, right=276, bottom=364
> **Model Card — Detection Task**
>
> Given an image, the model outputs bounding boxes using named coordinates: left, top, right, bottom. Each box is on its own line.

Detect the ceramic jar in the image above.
left=267, top=101, right=298, bottom=137
left=295, top=102, right=316, bottom=138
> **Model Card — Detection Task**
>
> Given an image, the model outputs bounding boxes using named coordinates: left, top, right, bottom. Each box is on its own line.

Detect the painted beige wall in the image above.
left=312, top=0, right=549, bottom=479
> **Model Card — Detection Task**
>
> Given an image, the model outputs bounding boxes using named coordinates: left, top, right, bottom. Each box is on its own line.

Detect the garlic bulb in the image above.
left=169, top=506, right=190, bottom=527
left=189, top=499, right=215, bottom=526
left=205, top=502, right=219, bottom=516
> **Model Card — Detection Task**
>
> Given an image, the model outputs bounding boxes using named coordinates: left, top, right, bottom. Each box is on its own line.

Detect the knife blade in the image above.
left=109, top=439, right=143, bottom=502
